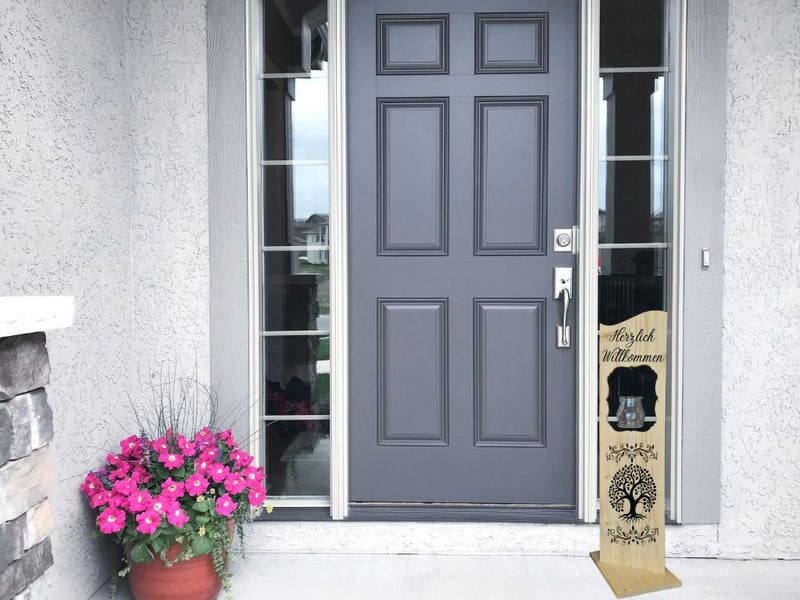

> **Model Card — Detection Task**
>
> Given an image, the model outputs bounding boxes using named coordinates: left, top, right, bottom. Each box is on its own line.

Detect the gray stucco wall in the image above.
left=0, top=1, right=133, bottom=596
left=720, top=0, right=800, bottom=558
left=127, top=0, right=210, bottom=382
left=0, top=1, right=209, bottom=597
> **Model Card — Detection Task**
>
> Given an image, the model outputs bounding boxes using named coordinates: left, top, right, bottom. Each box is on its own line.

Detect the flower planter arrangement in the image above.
left=82, top=423, right=267, bottom=600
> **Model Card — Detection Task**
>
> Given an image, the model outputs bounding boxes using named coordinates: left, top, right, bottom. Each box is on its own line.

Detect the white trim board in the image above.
left=0, top=296, right=75, bottom=338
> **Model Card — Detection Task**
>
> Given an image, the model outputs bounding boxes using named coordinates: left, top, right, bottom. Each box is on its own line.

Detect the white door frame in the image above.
left=245, top=0, right=686, bottom=523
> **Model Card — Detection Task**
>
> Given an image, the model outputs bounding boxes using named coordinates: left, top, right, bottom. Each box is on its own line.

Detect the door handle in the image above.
left=554, top=267, right=573, bottom=348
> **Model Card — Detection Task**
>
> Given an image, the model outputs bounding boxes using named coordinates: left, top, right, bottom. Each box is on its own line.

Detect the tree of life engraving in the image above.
left=609, top=464, right=657, bottom=522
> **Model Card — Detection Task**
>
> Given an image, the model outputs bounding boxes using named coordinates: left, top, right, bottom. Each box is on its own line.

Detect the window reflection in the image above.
left=264, top=70, right=329, bottom=162
left=600, top=0, right=665, bottom=68
left=263, top=336, right=329, bottom=416
left=261, top=0, right=330, bottom=500
left=263, top=165, right=329, bottom=247
left=263, top=251, right=329, bottom=331
left=265, top=420, right=330, bottom=496
left=599, top=161, right=665, bottom=244
left=600, top=74, right=666, bottom=157
left=598, top=249, right=665, bottom=325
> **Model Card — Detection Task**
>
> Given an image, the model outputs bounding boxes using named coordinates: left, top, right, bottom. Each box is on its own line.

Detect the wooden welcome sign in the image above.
left=591, top=310, right=681, bottom=597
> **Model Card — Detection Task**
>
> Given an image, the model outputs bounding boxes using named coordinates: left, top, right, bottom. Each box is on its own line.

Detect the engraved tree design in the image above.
left=609, top=464, right=657, bottom=521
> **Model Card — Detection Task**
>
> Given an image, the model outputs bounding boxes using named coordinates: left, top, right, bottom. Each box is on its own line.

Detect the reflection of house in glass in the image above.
left=293, top=213, right=329, bottom=264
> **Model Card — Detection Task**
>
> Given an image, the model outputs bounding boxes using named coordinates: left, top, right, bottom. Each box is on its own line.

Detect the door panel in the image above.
left=348, top=0, right=578, bottom=507
left=377, top=98, right=448, bottom=254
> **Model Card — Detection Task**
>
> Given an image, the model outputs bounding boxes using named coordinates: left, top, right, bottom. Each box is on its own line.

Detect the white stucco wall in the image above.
left=0, top=1, right=209, bottom=598
left=720, top=0, right=800, bottom=558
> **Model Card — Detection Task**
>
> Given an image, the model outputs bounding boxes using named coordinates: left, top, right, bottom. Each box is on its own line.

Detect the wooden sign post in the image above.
left=591, top=310, right=681, bottom=597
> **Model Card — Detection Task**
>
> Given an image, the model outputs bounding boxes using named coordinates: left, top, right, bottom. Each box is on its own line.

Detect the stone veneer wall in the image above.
left=0, top=334, right=56, bottom=600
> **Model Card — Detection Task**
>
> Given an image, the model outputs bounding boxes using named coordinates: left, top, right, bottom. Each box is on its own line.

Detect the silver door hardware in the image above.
left=701, top=247, right=710, bottom=270
left=553, top=226, right=579, bottom=254
left=554, top=267, right=573, bottom=348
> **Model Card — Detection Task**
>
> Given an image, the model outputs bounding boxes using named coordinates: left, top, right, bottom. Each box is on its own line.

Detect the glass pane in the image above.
left=263, top=165, right=329, bottom=247
left=263, top=69, right=329, bottom=162
left=599, top=160, right=666, bottom=244
left=264, top=0, right=328, bottom=75
left=598, top=248, right=666, bottom=325
left=265, top=419, right=330, bottom=496
left=600, top=74, right=666, bottom=157
left=600, top=0, right=664, bottom=68
left=263, top=251, right=329, bottom=332
left=263, top=336, right=330, bottom=416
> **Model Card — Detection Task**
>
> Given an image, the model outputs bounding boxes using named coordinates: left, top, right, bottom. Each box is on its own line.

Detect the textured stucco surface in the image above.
left=0, top=1, right=134, bottom=597
left=127, top=0, right=210, bottom=382
left=720, top=0, right=800, bottom=558
left=0, top=1, right=209, bottom=598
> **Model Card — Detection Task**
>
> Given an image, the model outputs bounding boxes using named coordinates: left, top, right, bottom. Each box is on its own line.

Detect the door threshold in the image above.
left=348, top=503, right=579, bottom=523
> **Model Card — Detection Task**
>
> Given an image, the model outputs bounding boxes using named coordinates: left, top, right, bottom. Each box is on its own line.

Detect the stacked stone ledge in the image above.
left=0, top=333, right=55, bottom=600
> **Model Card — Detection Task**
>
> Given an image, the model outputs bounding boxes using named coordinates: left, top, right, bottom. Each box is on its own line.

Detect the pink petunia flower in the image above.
left=217, top=429, right=233, bottom=443
left=126, top=490, right=153, bottom=513
left=224, top=473, right=247, bottom=495
left=157, top=451, right=184, bottom=470
left=108, top=462, right=132, bottom=481
left=195, top=459, right=211, bottom=474
left=90, top=490, right=113, bottom=508
left=152, top=437, right=170, bottom=454
left=161, top=477, right=185, bottom=499
left=150, top=494, right=171, bottom=515
left=130, top=466, right=151, bottom=485
left=195, top=426, right=212, bottom=442
left=166, top=504, right=189, bottom=528
left=107, top=493, right=125, bottom=509
left=178, top=435, right=196, bottom=456
left=230, top=449, right=254, bottom=469
left=135, top=509, right=161, bottom=535
left=97, top=507, right=126, bottom=534
left=112, top=477, right=137, bottom=497
left=241, top=466, right=264, bottom=488
left=208, top=463, right=230, bottom=484
left=81, top=473, right=103, bottom=498
left=215, top=494, right=238, bottom=517
left=199, top=446, right=219, bottom=463
left=185, top=473, right=209, bottom=497
left=120, top=435, right=143, bottom=458
left=247, top=486, right=266, bottom=507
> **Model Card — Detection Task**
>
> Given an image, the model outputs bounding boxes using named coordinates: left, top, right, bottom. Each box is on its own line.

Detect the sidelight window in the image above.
left=256, top=0, right=331, bottom=505
left=596, top=0, right=681, bottom=516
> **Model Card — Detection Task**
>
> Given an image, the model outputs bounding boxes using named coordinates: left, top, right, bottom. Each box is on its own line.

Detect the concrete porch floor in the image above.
left=89, top=553, right=800, bottom=600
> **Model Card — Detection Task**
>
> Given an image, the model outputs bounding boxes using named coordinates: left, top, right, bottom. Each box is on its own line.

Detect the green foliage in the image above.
left=129, top=543, right=154, bottom=563
left=192, top=534, right=213, bottom=556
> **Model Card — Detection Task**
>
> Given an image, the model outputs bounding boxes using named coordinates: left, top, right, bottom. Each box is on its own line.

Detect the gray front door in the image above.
left=348, top=0, right=578, bottom=510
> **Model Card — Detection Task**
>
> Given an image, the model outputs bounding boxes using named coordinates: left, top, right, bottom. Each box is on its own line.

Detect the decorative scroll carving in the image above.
left=607, top=525, right=660, bottom=546
left=606, top=443, right=659, bottom=464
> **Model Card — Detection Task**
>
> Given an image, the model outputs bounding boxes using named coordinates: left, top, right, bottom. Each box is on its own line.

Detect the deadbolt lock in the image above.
left=553, top=227, right=578, bottom=253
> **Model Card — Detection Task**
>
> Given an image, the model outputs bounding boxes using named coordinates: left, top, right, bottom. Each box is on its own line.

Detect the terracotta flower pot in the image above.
left=128, top=522, right=233, bottom=600
left=128, top=544, right=222, bottom=600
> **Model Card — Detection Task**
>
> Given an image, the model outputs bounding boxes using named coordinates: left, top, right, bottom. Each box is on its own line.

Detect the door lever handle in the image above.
left=558, top=287, right=571, bottom=347
left=554, top=267, right=573, bottom=348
